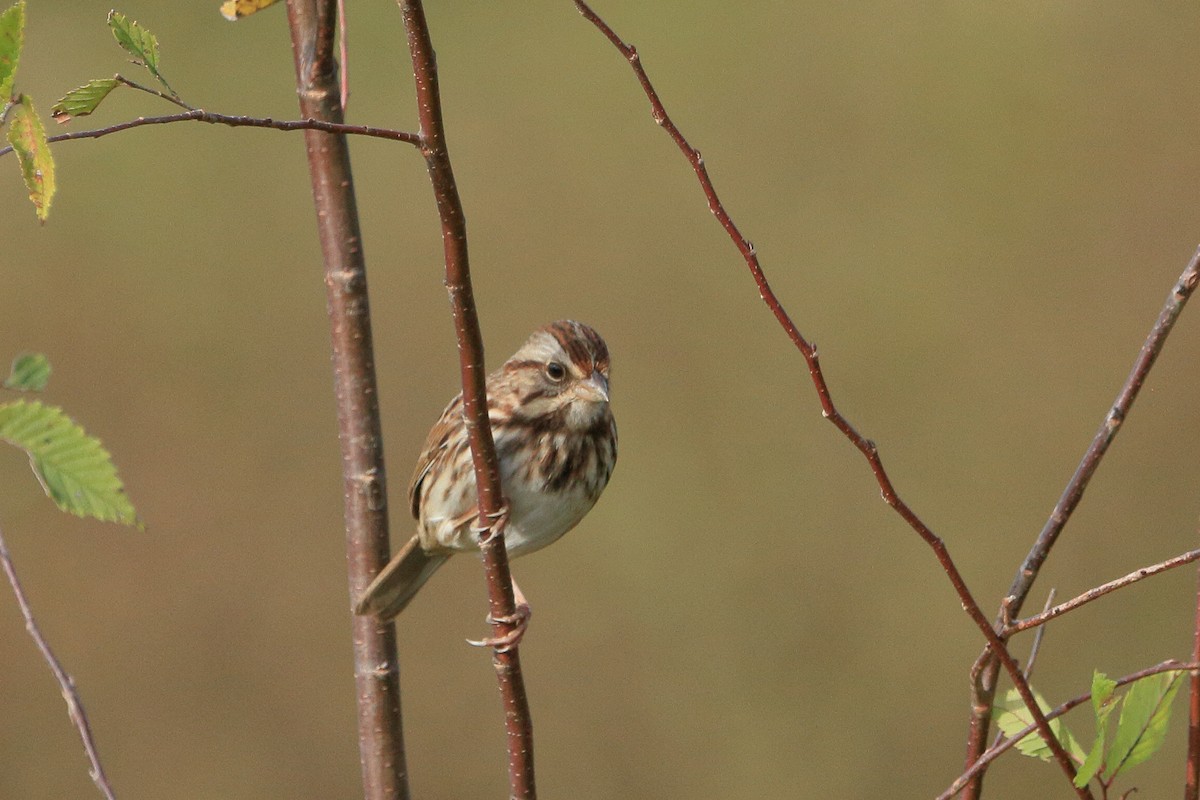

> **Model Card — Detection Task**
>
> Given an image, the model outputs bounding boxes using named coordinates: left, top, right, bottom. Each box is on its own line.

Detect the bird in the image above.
left=355, top=320, right=617, bottom=643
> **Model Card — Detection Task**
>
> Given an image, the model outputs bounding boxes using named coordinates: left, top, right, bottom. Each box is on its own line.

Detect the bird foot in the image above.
left=467, top=602, right=531, bottom=654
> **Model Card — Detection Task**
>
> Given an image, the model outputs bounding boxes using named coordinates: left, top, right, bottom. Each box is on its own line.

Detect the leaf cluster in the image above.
left=995, top=669, right=1184, bottom=794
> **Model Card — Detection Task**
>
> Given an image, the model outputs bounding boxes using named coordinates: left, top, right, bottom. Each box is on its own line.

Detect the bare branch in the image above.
left=400, top=1, right=535, bottom=797
left=573, top=2, right=1091, bottom=796
left=283, top=1, right=410, bottom=798
left=0, top=110, right=418, bottom=158
left=1005, top=548, right=1200, bottom=635
left=940, top=660, right=1199, bottom=800
left=965, top=249, right=1200, bottom=796
left=0, top=525, right=116, bottom=800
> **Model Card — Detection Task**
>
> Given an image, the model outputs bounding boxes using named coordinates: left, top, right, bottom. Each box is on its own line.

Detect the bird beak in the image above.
left=574, top=372, right=610, bottom=404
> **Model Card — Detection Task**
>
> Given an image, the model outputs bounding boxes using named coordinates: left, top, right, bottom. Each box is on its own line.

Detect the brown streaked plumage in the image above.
left=355, top=320, right=617, bottom=621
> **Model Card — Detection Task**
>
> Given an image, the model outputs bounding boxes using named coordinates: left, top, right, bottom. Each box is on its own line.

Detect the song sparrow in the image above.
left=355, top=320, right=617, bottom=625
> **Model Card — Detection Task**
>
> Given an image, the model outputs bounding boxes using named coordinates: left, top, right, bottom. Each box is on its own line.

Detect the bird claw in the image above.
left=470, top=502, right=511, bottom=545
left=466, top=602, right=531, bottom=653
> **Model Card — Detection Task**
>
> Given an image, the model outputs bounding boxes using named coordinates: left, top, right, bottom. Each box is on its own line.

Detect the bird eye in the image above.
left=545, top=361, right=567, bottom=381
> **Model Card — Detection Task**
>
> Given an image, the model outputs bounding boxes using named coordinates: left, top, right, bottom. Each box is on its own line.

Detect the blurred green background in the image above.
left=4, top=2, right=1200, bottom=797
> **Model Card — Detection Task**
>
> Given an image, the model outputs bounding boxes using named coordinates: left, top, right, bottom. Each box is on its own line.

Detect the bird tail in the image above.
left=355, top=535, right=448, bottom=620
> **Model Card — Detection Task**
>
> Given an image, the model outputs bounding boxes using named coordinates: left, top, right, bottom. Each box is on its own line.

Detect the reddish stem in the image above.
left=573, top=2, right=1090, bottom=796
left=399, top=1, right=536, bottom=797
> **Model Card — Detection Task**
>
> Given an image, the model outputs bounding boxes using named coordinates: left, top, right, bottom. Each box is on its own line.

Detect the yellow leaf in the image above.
left=6, top=94, right=55, bottom=222
left=219, top=0, right=281, bottom=21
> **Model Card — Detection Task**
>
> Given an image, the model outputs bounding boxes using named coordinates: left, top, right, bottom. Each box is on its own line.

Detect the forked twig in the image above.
left=965, top=250, right=1200, bottom=796
left=573, top=2, right=1090, bottom=795
left=0, top=525, right=116, bottom=800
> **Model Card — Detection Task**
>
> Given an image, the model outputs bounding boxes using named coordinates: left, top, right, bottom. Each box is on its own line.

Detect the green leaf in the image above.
left=1104, top=671, right=1184, bottom=780
left=0, top=1, right=23, bottom=100
left=1075, top=671, right=1122, bottom=788
left=0, top=399, right=140, bottom=527
left=995, top=687, right=1086, bottom=764
left=107, top=11, right=174, bottom=95
left=1091, top=670, right=1118, bottom=717
left=6, top=94, right=55, bottom=222
left=51, top=78, right=119, bottom=122
left=5, top=352, right=50, bottom=391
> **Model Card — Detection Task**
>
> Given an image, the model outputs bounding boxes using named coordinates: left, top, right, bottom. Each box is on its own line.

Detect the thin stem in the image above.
left=400, top=1, right=535, bottom=798
left=284, top=1, right=409, bottom=798
left=1005, top=548, right=1200, bottom=635
left=0, top=111, right=419, bottom=158
left=940, top=660, right=1198, bottom=800
left=1187, top=560, right=1200, bottom=800
left=113, top=74, right=196, bottom=111
left=1022, top=588, right=1055, bottom=681
left=0, top=525, right=116, bottom=800
left=964, top=249, right=1200, bottom=797
left=573, top=2, right=1090, bottom=796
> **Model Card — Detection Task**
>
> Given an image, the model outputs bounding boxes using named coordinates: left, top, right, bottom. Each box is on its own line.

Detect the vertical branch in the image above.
left=1188, top=557, right=1200, bottom=800
left=399, top=1, right=536, bottom=798
left=963, top=250, right=1200, bottom=799
left=0, top=525, right=116, bottom=800
left=283, top=2, right=409, bottom=799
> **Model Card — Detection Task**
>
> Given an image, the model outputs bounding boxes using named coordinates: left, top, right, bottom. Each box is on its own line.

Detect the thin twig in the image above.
left=940, top=660, right=1199, bottom=800
left=1005, top=548, right=1200, bottom=635
left=113, top=74, right=195, bottom=111
left=573, top=2, right=1091, bottom=796
left=284, top=2, right=410, bottom=798
left=400, top=1, right=535, bottom=798
left=1187, top=559, right=1200, bottom=800
left=338, top=0, right=350, bottom=112
left=1022, top=588, right=1056, bottom=681
left=0, top=110, right=419, bottom=158
left=0, top=525, right=116, bottom=800
left=964, top=249, right=1200, bottom=797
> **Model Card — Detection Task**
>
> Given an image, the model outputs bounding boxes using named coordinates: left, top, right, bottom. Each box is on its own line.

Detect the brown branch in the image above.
left=573, top=2, right=1090, bottom=796
left=964, top=249, right=1200, bottom=798
left=1004, top=548, right=1200, bottom=635
left=400, top=1, right=535, bottom=798
left=1188, top=561, right=1200, bottom=800
left=113, top=74, right=195, bottom=111
left=0, top=525, right=116, bottom=800
left=284, top=1, right=409, bottom=798
left=0, top=111, right=418, bottom=158
left=940, top=660, right=1199, bottom=800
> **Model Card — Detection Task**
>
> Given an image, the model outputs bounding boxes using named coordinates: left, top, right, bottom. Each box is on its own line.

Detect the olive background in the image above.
left=4, top=2, right=1200, bottom=798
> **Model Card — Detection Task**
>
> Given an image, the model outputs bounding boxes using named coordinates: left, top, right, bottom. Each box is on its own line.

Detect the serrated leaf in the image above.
left=1075, top=671, right=1122, bottom=788
left=0, top=400, right=140, bottom=527
left=0, top=1, right=23, bottom=100
left=995, top=687, right=1086, bottom=764
left=5, top=352, right=50, bottom=391
left=6, top=94, right=55, bottom=222
left=51, top=78, right=119, bottom=123
left=1104, top=671, right=1184, bottom=780
left=219, top=0, right=282, bottom=21
left=107, top=11, right=174, bottom=95
left=1091, top=670, right=1118, bottom=717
